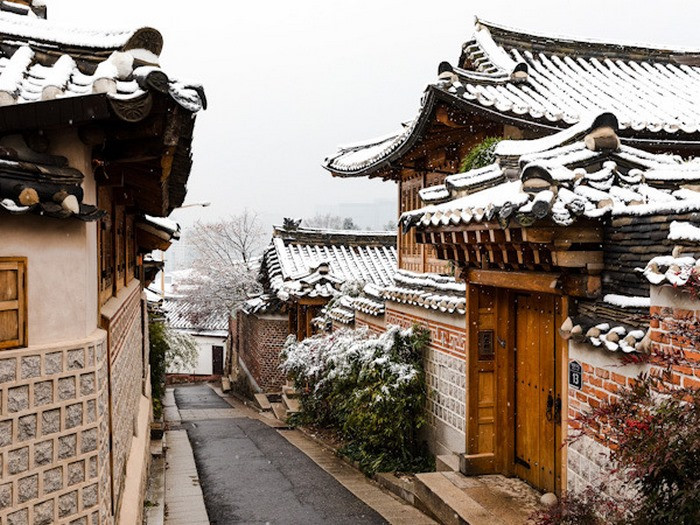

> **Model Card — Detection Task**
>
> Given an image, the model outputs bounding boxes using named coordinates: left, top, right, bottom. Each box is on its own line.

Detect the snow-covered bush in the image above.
left=281, top=325, right=433, bottom=475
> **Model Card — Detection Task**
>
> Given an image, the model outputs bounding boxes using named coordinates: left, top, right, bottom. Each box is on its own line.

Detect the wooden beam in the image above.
left=551, top=251, right=603, bottom=268
left=468, top=269, right=562, bottom=295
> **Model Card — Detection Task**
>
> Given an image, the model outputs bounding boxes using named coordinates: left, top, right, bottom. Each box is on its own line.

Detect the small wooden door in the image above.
left=514, top=293, right=557, bottom=493
left=212, top=345, right=224, bottom=376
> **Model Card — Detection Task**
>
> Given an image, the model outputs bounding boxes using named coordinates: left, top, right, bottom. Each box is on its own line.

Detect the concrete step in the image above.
left=436, top=454, right=460, bottom=472
left=253, top=393, right=272, bottom=411
left=271, top=402, right=288, bottom=422
left=282, top=393, right=300, bottom=414
left=414, top=472, right=507, bottom=525
left=282, top=384, right=299, bottom=397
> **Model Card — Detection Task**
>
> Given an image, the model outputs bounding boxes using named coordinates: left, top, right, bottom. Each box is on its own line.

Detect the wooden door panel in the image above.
left=539, top=296, right=556, bottom=490
left=212, top=345, right=224, bottom=376
left=514, top=293, right=556, bottom=492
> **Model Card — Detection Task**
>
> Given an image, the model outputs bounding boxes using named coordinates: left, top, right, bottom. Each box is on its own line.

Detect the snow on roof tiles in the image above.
left=0, top=11, right=204, bottom=112
left=164, top=298, right=229, bottom=335
left=259, top=226, right=397, bottom=304
left=324, top=18, right=700, bottom=177
left=402, top=115, right=700, bottom=232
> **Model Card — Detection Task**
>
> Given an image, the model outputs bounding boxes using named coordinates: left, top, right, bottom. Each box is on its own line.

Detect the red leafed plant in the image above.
left=533, top=321, right=700, bottom=525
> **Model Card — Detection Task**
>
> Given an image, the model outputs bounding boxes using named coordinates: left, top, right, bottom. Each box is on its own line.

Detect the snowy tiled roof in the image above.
left=0, top=10, right=205, bottom=112
left=324, top=17, right=700, bottom=178
left=164, top=298, right=229, bottom=335
left=402, top=114, right=700, bottom=231
left=258, top=226, right=397, bottom=304
left=382, top=270, right=466, bottom=315
left=638, top=224, right=700, bottom=287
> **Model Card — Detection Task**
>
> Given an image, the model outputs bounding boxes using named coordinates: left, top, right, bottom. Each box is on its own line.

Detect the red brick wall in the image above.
left=237, top=312, right=289, bottom=391
left=568, top=298, right=700, bottom=442
left=354, top=314, right=385, bottom=335
left=385, top=307, right=466, bottom=359
left=649, top=304, right=700, bottom=390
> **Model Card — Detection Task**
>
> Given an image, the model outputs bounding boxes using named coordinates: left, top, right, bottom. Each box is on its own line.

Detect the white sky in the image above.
left=50, top=0, right=700, bottom=228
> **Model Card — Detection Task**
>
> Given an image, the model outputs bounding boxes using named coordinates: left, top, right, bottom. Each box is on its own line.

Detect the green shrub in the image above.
left=459, top=136, right=502, bottom=172
left=281, top=325, right=433, bottom=475
left=148, top=314, right=198, bottom=420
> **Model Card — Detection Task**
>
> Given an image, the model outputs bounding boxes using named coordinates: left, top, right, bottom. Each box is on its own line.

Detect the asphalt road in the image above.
left=174, top=384, right=387, bottom=525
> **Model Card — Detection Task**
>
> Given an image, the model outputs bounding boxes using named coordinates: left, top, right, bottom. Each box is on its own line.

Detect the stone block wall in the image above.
left=237, top=313, right=289, bottom=392
left=101, top=285, right=144, bottom=518
left=0, top=330, right=110, bottom=525
left=385, top=303, right=467, bottom=455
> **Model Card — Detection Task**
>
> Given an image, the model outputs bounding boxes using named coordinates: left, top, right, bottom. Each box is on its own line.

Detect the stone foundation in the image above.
left=0, top=330, right=110, bottom=525
left=385, top=303, right=467, bottom=455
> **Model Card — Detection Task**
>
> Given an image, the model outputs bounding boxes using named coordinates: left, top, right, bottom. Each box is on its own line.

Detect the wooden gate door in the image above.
left=514, top=293, right=557, bottom=493
left=212, top=345, right=224, bottom=376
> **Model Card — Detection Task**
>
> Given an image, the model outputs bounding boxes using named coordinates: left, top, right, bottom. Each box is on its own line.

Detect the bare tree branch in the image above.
left=179, top=210, right=265, bottom=318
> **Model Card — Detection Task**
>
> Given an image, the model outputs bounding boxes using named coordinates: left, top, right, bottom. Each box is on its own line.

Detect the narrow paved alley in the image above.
left=165, top=384, right=433, bottom=525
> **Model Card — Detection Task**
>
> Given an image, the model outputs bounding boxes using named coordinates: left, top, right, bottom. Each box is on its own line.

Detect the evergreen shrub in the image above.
left=281, top=325, right=434, bottom=475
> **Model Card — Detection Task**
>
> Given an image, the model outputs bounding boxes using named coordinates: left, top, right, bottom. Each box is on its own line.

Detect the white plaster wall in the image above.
left=48, top=129, right=98, bottom=338
left=0, top=215, right=93, bottom=345
left=167, top=332, right=227, bottom=375
left=0, top=131, right=97, bottom=345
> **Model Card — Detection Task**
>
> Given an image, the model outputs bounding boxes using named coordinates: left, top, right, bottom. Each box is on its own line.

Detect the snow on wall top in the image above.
left=0, top=10, right=205, bottom=112
left=402, top=116, right=700, bottom=231
left=324, top=17, right=700, bottom=177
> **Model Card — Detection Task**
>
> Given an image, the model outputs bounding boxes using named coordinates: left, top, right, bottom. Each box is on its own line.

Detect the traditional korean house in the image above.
left=323, top=17, right=700, bottom=497
left=163, top=297, right=228, bottom=380
left=0, top=2, right=204, bottom=524
left=235, top=221, right=396, bottom=392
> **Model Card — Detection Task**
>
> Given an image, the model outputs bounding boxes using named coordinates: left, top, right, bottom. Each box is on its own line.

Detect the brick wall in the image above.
left=385, top=303, right=467, bottom=455
left=354, top=312, right=385, bottom=335
left=0, top=330, right=110, bottom=525
left=566, top=284, right=700, bottom=497
left=237, top=312, right=289, bottom=392
left=102, top=286, right=144, bottom=518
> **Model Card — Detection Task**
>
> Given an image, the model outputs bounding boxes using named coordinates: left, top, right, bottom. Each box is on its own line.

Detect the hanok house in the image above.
left=163, top=297, right=228, bottom=381
left=235, top=222, right=396, bottom=392
left=323, top=17, right=700, bottom=496
left=0, top=3, right=204, bottom=524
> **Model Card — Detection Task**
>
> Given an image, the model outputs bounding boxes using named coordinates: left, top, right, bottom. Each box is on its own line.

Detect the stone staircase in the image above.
left=253, top=381, right=300, bottom=423
left=412, top=471, right=542, bottom=525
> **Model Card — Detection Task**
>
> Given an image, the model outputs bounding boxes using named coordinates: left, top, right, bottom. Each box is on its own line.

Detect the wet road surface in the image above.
left=173, top=384, right=386, bottom=525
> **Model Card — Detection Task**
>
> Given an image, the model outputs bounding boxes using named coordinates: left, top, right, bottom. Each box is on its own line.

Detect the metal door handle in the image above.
left=546, top=390, right=554, bottom=421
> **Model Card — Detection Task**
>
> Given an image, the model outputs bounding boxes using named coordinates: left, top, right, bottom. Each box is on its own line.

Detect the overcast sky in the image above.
left=50, top=1, right=700, bottom=229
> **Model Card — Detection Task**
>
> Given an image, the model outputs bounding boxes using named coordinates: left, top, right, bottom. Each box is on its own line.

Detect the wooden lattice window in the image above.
left=400, top=177, right=423, bottom=262
left=0, top=258, right=27, bottom=349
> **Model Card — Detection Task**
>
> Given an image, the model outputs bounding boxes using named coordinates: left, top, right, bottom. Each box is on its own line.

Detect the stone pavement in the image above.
left=280, top=430, right=436, bottom=524
left=163, top=429, right=210, bottom=525
left=161, top=383, right=437, bottom=524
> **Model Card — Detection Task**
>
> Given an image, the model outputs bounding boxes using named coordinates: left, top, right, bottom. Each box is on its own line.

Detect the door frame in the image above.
left=463, top=281, right=569, bottom=495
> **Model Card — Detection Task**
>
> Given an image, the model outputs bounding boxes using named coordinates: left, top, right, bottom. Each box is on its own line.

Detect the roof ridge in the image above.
left=473, top=15, right=700, bottom=59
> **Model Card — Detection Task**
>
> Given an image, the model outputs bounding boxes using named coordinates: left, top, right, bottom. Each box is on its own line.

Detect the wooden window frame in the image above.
left=0, top=257, right=28, bottom=350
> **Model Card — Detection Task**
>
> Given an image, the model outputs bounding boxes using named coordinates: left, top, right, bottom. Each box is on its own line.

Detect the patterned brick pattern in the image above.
left=385, top=309, right=466, bottom=360
left=103, top=287, right=143, bottom=517
left=237, top=313, right=289, bottom=391
left=384, top=306, right=466, bottom=451
left=0, top=331, right=109, bottom=525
